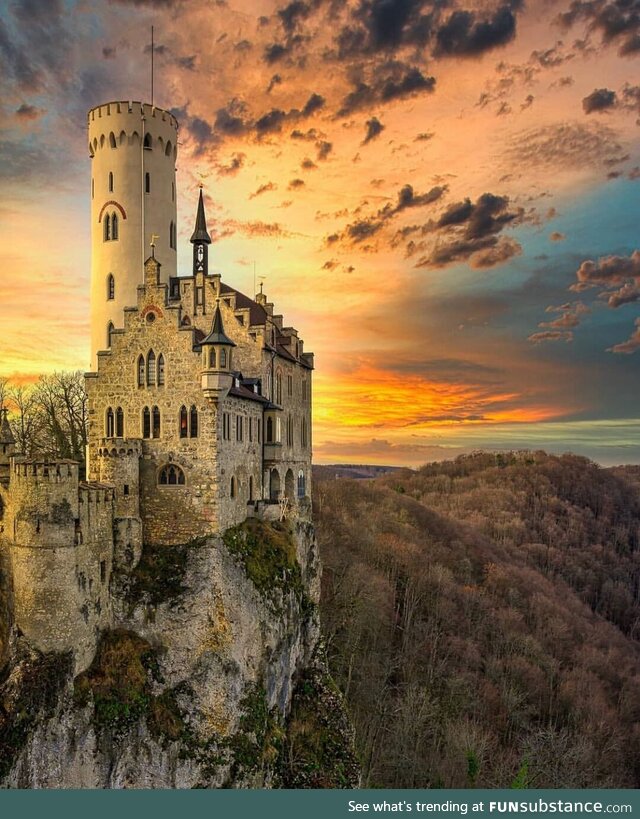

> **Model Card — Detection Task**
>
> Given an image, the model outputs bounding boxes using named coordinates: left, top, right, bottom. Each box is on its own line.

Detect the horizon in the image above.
left=1, top=0, right=639, bottom=467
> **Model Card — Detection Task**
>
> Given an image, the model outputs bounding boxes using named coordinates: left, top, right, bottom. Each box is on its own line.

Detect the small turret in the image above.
left=0, top=408, right=16, bottom=488
left=200, top=301, right=235, bottom=402
left=191, top=187, right=211, bottom=276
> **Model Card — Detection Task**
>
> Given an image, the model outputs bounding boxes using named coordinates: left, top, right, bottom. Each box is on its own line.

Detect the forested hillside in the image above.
left=314, top=452, right=640, bottom=788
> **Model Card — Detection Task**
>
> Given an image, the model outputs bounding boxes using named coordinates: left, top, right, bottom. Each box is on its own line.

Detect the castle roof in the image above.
left=190, top=188, right=211, bottom=244
left=0, top=409, right=15, bottom=445
left=200, top=302, right=235, bottom=347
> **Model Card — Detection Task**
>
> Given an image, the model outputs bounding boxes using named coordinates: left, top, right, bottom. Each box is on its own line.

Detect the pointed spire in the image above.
left=201, top=301, right=236, bottom=347
left=0, top=408, right=15, bottom=445
left=190, top=187, right=211, bottom=244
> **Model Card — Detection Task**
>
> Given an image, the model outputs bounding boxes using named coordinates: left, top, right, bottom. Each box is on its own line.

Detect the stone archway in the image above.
left=269, top=468, right=281, bottom=501
left=284, top=468, right=295, bottom=501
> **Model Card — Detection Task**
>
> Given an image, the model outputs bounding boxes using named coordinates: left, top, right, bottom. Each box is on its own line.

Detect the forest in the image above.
left=314, top=451, right=640, bottom=788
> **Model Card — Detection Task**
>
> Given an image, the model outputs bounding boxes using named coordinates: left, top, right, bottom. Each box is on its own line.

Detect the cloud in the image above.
left=302, top=92, right=325, bottom=116
left=301, top=157, right=317, bottom=169
left=539, top=301, right=590, bottom=330
left=363, top=116, right=384, bottom=144
left=338, top=64, right=436, bottom=115
left=217, top=152, right=246, bottom=176
left=507, top=122, right=628, bottom=171
left=288, top=178, right=305, bottom=189
left=249, top=182, right=277, bottom=199
left=608, top=319, right=640, bottom=353
left=602, top=283, right=640, bottom=308
left=434, top=3, right=521, bottom=58
left=15, top=103, right=44, bottom=120
left=582, top=87, right=617, bottom=113
left=550, top=231, right=565, bottom=242
left=528, top=330, right=574, bottom=344
left=267, top=73, right=282, bottom=93
left=415, top=131, right=434, bottom=141
left=557, top=1, right=640, bottom=57
left=573, top=249, right=640, bottom=289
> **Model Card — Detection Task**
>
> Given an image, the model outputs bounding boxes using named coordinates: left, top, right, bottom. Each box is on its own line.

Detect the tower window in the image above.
left=219, top=348, right=227, bottom=368
left=209, top=347, right=216, bottom=368
left=157, top=353, right=165, bottom=386
left=106, top=407, right=114, bottom=437
left=297, top=471, right=306, bottom=498
left=152, top=405, right=160, bottom=438
left=249, top=475, right=254, bottom=502
left=108, top=171, right=113, bottom=192
left=145, top=172, right=150, bottom=193
left=159, top=464, right=185, bottom=486
left=266, top=416, right=273, bottom=443
left=137, top=354, right=145, bottom=387
left=146, top=350, right=156, bottom=386
left=169, top=221, right=176, bottom=250
left=107, top=274, right=115, bottom=300
left=143, top=407, right=151, bottom=438
left=116, top=406, right=124, bottom=437
left=179, top=405, right=188, bottom=438
left=104, top=216, right=111, bottom=242
left=287, top=375, right=293, bottom=396
left=107, top=322, right=114, bottom=348
left=190, top=405, right=198, bottom=438
left=276, top=372, right=282, bottom=405
left=111, top=212, right=118, bottom=240
left=143, top=133, right=152, bottom=150
left=236, top=415, right=243, bottom=442
left=230, top=476, right=236, bottom=498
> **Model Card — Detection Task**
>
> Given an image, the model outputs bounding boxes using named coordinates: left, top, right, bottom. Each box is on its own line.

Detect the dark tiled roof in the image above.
left=220, top=283, right=268, bottom=326
left=229, top=383, right=270, bottom=404
left=201, top=302, right=235, bottom=347
left=190, top=188, right=212, bottom=244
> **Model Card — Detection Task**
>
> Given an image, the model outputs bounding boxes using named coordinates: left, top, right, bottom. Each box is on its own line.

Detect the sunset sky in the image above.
left=0, top=0, right=639, bottom=466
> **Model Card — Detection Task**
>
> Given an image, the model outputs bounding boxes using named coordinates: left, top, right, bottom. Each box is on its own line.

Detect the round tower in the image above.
left=88, top=101, right=179, bottom=366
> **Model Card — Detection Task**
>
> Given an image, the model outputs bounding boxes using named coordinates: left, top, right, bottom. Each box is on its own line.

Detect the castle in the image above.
left=0, top=101, right=313, bottom=672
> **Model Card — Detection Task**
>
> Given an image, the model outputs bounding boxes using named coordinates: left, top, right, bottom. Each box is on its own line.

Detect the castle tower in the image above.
left=88, top=101, right=179, bottom=366
left=0, top=409, right=16, bottom=489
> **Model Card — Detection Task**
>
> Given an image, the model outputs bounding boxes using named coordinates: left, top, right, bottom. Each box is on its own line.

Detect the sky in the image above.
left=0, top=0, right=639, bottom=467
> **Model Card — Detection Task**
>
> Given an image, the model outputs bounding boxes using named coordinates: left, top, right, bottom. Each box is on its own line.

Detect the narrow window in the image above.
left=145, top=172, right=150, bottom=193
left=106, top=407, right=114, bottom=437
left=146, top=350, right=156, bottom=386
left=276, top=373, right=282, bottom=404
left=108, top=171, right=113, bottom=192
left=143, top=407, right=151, bottom=438
left=179, top=406, right=188, bottom=438
left=172, top=181, right=175, bottom=201
left=111, top=212, right=118, bottom=240
left=100, top=560, right=106, bottom=583
left=287, top=374, right=293, bottom=396
left=104, top=216, right=111, bottom=242
left=157, top=353, right=165, bottom=386
left=107, top=322, right=114, bottom=348
left=196, top=287, right=204, bottom=305
left=209, top=347, right=216, bottom=368
left=220, top=348, right=227, bottom=368
left=190, top=405, right=198, bottom=438
left=137, top=354, right=145, bottom=387
left=123, top=484, right=130, bottom=496
left=116, top=406, right=124, bottom=437
left=267, top=417, right=273, bottom=443
left=249, top=417, right=253, bottom=442
left=249, top=475, right=253, bottom=501
left=107, top=274, right=115, bottom=300
left=257, top=418, right=261, bottom=443
left=236, top=416, right=243, bottom=442
left=143, top=133, right=152, bottom=149
left=230, top=476, right=235, bottom=498
left=169, top=220, right=175, bottom=249
left=152, top=405, right=160, bottom=438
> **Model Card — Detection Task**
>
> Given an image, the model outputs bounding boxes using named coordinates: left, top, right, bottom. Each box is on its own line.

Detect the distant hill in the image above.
left=313, top=464, right=404, bottom=481
left=315, top=450, right=640, bottom=788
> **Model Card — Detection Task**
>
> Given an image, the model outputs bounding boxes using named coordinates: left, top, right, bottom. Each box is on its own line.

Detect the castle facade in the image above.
left=0, top=101, right=313, bottom=671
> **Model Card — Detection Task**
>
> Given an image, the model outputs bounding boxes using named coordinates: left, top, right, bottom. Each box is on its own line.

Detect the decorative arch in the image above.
left=98, top=200, right=127, bottom=222
left=100, top=134, right=105, bottom=148
left=130, top=130, right=140, bottom=145
left=269, top=469, right=281, bottom=501
left=158, top=464, right=185, bottom=486
left=119, top=130, right=127, bottom=145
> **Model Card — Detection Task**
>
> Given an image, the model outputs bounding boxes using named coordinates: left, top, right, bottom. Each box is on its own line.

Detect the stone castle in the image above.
left=0, top=100, right=313, bottom=674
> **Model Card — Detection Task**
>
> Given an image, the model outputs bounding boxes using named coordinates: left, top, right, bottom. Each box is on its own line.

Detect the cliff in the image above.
left=0, top=518, right=358, bottom=788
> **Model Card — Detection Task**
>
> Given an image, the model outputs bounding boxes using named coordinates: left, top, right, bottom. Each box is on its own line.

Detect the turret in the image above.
left=0, top=408, right=16, bottom=488
left=88, top=101, right=179, bottom=367
left=200, top=302, right=235, bottom=402
left=190, top=186, right=211, bottom=276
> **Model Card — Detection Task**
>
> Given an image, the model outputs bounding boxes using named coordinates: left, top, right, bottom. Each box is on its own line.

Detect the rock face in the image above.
left=0, top=518, right=358, bottom=788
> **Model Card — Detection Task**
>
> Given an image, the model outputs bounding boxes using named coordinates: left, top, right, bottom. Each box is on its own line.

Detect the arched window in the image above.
left=249, top=475, right=254, bottom=501
left=137, top=354, right=145, bottom=387
left=107, top=274, right=115, bottom=300
left=169, top=220, right=175, bottom=249
left=143, top=133, right=152, bottom=149
left=109, top=132, right=116, bottom=149
left=152, top=405, right=160, bottom=438
left=179, top=406, right=188, bottom=438
left=104, top=215, right=111, bottom=241
left=116, top=407, right=124, bottom=437
left=145, top=172, right=150, bottom=193
left=276, top=372, right=282, bottom=405
left=111, top=212, right=118, bottom=240
left=142, top=407, right=151, bottom=438
left=165, top=140, right=172, bottom=156
left=230, top=476, right=236, bottom=498
left=209, top=347, right=216, bottom=368
left=107, top=321, right=114, bottom=348
left=108, top=171, right=113, bottom=192
left=266, top=416, right=273, bottom=443
left=298, top=470, right=305, bottom=498
left=157, top=353, right=165, bottom=386
left=158, top=464, right=185, bottom=485
left=146, top=350, right=156, bottom=386
left=190, top=405, right=198, bottom=438
left=220, top=348, right=227, bottom=368
left=106, top=407, right=114, bottom=437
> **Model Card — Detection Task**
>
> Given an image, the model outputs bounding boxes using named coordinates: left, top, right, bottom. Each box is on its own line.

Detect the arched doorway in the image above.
left=269, top=469, right=281, bottom=501
left=285, top=468, right=295, bottom=501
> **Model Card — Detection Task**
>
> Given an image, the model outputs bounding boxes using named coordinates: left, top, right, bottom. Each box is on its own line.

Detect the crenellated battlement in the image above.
left=96, top=438, right=143, bottom=459
left=88, top=100, right=179, bottom=129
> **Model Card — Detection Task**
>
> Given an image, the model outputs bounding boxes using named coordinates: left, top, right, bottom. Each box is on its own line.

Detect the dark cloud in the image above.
left=217, top=152, right=246, bottom=176
left=322, top=259, right=339, bottom=270
left=267, top=74, right=282, bottom=93
left=250, top=182, right=277, bottom=199
left=316, top=140, right=333, bottom=160
left=288, top=178, right=305, bottom=189
left=255, top=108, right=288, bottom=135
left=582, top=87, right=617, bottom=113
left=102, top=46, right=116, bottom=59
left=234, top=39, right=252, bottom=52
left=15, top=103, right=43, bottom=120
left=214, top=104, right=249, bottom=136
left=557, top=1, right=640, bottom=57
left=434, top=4, right=520, bottom=58
left=264, top=42, right=291, bottom=64
left=301, top=92, right=325, bottom=116
left=176, top=55, right=197, bottom=71
left=602, top=283, right=640, bottom=308
left=338, top=64, right=436, bottom=115
left=362, top=116, right=384, bottom=144
left=573, top=250, right=640, bottom=289
left=415, top=131, right=434, bottom=141
left=187, top=116, right=214, bottom=154
left=301, top=157, right=317, bottom=169
left=380, top=66, right=436, bottom=101
left=278, top=0, right=313, bottom=33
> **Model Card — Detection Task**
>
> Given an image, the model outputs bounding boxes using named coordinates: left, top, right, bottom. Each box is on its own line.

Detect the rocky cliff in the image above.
left=0, top=518, right=358, bottom=788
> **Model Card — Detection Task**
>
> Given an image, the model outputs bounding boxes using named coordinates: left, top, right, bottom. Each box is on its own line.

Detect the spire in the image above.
left=0, top=408, right=15, bottom=445
left=190, top=187, right=211, bottom=244
left=201, top=301, right=236, bottom=347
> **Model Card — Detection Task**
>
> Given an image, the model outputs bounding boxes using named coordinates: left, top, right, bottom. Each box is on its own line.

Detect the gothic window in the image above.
left=249, top=475, right=254, bottom=502
left=109, top=132, right=116, bottom=149
left=103, top=215, right=111, bottom=242
left=107, top=274, right=115, bottom=300
left=222, top=412, right=231, bottom=440
left=287, top=375, right=293, bottom=396
left=165, top=140, right=172, bottom=156
left=301, top=417, right=308, bottom=448
left=106, top=407, right=114, bottom=437
left=145, top=172, right=150, bottom=193
left=297, top=471, right=306, bottom=498
left=107, top=322, right=114, bottom=348
left=190, top=405, right=198, bottom=438
left=137, top=355, right=145, bottom=387
left=152, top=406, right=160, bottom=438
left=108, top=171, right=113, bottom=192
left=266, top=416, right=273, bottom=443
left=179, top=405, right=188, bottom=438
left=146, top=350, right=156, bottom=386
left=236, top=415, right=243, bottom=442
left=157, top=354, right=165, bottom=386
left=230, top=476, right=236, bottom=498
left=143, top=133, right=152, bottom=150
left=248, top=417, right=253, bottom=442
left=111, top=212, right=118, bottom=240
left=142, top=407, right=151, bottom=438
left=287, top=415, right=293, bottom=446
left=116, top=407, right=124, bottom=437
left=220, top=348, right=227, bottom=368
left=209, top=347, right=216, bottom=368
left=158, top=464, right=185, bottom=485
left=276, top=372, right=282, bottom=405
